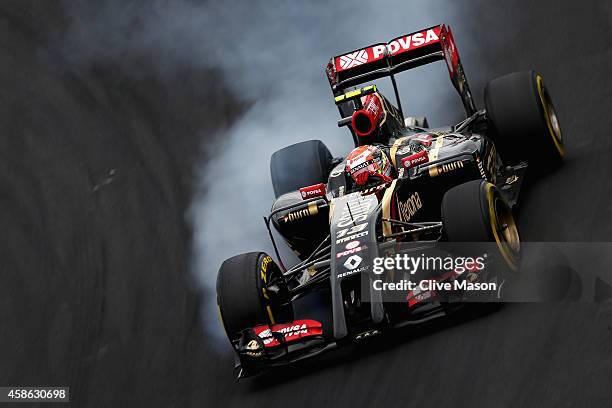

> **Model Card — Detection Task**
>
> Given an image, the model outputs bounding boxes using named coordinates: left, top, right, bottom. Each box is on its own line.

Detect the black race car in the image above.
left=216, top=24, right=564, bottom=377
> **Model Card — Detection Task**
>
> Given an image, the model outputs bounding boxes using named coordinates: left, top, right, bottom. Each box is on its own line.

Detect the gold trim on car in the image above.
left=381, top=179, right=398, bottom=237
left=429, top=135, right=444, bottom=161
left=389, top=137, right=408, bottom=168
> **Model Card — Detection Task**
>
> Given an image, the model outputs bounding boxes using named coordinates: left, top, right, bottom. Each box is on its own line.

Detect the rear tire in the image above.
left=216, top=252, right=293, bottom=341
left=485, top=71, right=564, bottom=168
left=270, top=140, right=333, bottom=198
left=441, top=179, right=520, bottom=271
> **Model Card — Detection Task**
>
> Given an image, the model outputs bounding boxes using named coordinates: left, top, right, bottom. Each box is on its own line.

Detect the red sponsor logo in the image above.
left=252, top=319, right=323, bottom=348
left=336, top=245, right=367, bottom=258
left=334, top=27, right=441, bottom=72
left=300, top=183, right=327, bottom=199
left=401, top=150, right=429, bottom=169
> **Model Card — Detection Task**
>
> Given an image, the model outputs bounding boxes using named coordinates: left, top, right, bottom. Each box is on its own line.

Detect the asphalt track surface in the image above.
left=2, top=1, right=612, bottom=407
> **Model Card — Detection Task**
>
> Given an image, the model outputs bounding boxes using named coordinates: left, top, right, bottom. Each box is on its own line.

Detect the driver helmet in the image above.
left=345, top=145, right=393, bottom=187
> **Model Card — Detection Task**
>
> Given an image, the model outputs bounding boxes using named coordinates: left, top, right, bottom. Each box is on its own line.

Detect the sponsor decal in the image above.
left=243, top=338, right=264, bottom=357
left=383, top=29, right=440, bottom=56
left=299, top=183, right=326, bottom=199
left=261, top=256, right=271, bottom=273
left=260, top=257, right=274, bottom=315
left=401, top=150, right=429, bottom=169
left=338, top=49, right=369, bottom=70
left=346, top=240, right=360, bottom=250
left=252, top=320, right=323, bottom=348
left=276, top=323, right=307, bottom=335
left=336, top=246, right=366, bottom=258
left=346, top=148, right=371, bottom=166
left=338, top=265, right=369, bottom=278
left=281, top=202, right=318, bottom=223
left=334, top=27, right=441, bottom=72
left=398, top=192, right=422, bottom=223
left=476, top=155, right=487, bottom=179
left=336, top=222, right=368, bottom=239
left=441, top=160, right=464, bottom=172
left=343, top=255, right=363, bottom=270
left=429, top=159, right=465, bottom=177
left=257, top=328, right=272, bottom=338
left=347, top=159, right=375, bottom=175
left=333, top=195, right=375, bottom=243
left=336, top=230, right=369, bottom=244
left=336, top=196, right=374, bottom=228
left=260, top=255, right=272, bottom=288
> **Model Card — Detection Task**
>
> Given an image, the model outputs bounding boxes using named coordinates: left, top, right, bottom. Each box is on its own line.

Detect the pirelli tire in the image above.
left=216, top=252, right=293, bottom=342
left=270, top=140, right=333, bottom=198
left=441, top=179, right=520, bottom=272
left=484, top=71, right=564, bottom=168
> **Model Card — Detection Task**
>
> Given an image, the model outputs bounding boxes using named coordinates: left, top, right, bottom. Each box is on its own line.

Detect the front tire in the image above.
left=216, top=252, right=293, bottom=341
left=441, top=179, right=520, bottom=271
left=485, top=71, right=564, bottom=168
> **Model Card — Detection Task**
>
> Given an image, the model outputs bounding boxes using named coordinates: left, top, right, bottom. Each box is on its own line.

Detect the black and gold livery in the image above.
left=217, top=48, right=563, bottom=377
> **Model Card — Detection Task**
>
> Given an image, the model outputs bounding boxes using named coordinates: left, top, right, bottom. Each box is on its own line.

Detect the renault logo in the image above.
left=344, top=255, right=363, bottom=270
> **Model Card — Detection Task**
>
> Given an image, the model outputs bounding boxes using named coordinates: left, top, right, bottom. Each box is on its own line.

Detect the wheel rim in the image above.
left=536, top=75, right=564, bottom=157
left=487, top=185, right=520, bottom=271
left=493, top=197, right=520, bottom=253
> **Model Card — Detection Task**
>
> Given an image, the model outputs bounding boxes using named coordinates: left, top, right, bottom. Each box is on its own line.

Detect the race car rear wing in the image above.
left=326, top=24, right=476, bottom=118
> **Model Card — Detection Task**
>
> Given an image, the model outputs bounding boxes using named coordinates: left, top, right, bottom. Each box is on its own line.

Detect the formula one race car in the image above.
left=216, top=24, right=564, bottom=377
